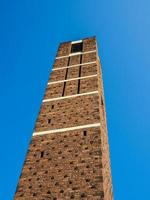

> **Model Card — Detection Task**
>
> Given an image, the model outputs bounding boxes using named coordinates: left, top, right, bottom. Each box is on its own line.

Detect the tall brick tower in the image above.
left=14, top=37, right=113, bottom=200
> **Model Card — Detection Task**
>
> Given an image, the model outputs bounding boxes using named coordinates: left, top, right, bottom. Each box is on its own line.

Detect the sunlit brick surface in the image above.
left=14, top=36, right=113, bottom=200
left=35, top=95, right=100, bottom=132
left=15, top=128, right=105, bottom=200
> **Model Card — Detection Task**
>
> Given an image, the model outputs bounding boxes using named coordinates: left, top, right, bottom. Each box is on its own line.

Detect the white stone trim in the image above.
left=33, top=123, right=100, bottom=136
left=55, top=50, right=96, bottom=59
left=71, top=40, right=82, bottom=44
left=43, top=91, right=98, bottom=103
left=48, top=74, right=97, bottom=85
left=52, top=61, right=97, bottom=71
left=68, top=52, right=82, bottom=56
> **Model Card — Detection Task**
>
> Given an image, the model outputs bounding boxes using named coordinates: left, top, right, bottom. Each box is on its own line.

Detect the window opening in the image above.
left=41, top=151, right=44, bottom=158
left=83, top=131, right=87, bottom=136
left=62, top=57, right=70, bottom=96
left=71, top=42, right=83, bottom=53
left=101, top=96, right=104, bottom=106
left=51, top=105, right=54, bottom=109
left=77, top=54, right=82, bottom=94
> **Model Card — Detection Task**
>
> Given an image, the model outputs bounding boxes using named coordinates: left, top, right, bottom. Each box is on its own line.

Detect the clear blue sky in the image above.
left=0, top=0, right=150, bottom=199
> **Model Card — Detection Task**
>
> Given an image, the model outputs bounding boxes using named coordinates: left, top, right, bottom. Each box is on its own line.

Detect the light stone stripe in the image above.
left=52, top=61, right=97, bottom=71
left=71, top=40, right=82, bottom=44
left=68, top=52, right=82, bottom=56
left=48, top=74, right=97, bottom=85
left=33, top=123, right=100, bottom=136
left=56, top=50, right=96, bottom=59
left=43, top=91, right=98, bottom=103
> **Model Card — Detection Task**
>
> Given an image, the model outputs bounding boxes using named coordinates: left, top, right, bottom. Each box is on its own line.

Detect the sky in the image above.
left=0, top=0, right=150, bottom=199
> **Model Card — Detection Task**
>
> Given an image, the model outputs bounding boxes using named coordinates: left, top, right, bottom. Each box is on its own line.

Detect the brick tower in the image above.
left=14, top=37, right=113, bottom=200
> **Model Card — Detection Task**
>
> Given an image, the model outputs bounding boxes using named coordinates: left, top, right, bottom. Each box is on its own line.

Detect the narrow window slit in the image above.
left=83, top=131, right=87, bottom=136
left=48, top=119, right=51, bottom=124
left=77, top=54, right=82, bottom=94
left=101, top=96, right=104, bottom=106
left=41, top=151, right=44, bottom=158
left=62, top=82, right=66, bottom=96
left=62, top=57, right=70, bottom=96
left=51, top=105, right=54, bottom=109
left=77, top=79, right=80, bottom=94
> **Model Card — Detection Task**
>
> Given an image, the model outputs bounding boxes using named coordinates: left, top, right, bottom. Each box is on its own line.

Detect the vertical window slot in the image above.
left=41, top=151, right=44, bottom=158
left=101, top=96, right=104, bottom=106
left=51, top=105, right=54, bottom=109
left=62, top=57, right=70, bottom=96
left=62, top=82, right=66, bottom=96
left=77, top=54, right=82, bottom=94
left=83, top=131, right=87, bottom=136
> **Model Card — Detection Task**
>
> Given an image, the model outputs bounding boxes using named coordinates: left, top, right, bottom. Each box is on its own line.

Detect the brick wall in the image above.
left=14, top=36, right=113, bottom=200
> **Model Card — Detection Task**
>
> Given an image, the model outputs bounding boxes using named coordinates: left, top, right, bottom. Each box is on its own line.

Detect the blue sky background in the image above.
left=0, top=0, right=150, bottom=199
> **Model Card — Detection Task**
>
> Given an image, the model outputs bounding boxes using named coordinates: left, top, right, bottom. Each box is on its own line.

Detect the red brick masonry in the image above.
left=14, top=37, right=113, bottom=200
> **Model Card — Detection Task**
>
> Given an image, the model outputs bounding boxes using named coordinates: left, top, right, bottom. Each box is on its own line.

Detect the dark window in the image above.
left=71, top=42, right=83, bottom=53
left=51, top=105, right=54, bottom=109
left=48, top=119, right=51, bottom=124
left=83, top=130, right=87, bottom=136
left=101, top=96, right=104, bottom=106
left=41, top=151, right=44, bottom=158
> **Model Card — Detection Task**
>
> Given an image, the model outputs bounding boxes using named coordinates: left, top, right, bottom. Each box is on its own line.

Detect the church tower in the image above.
left=14, top=37, right=113, bottom=200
